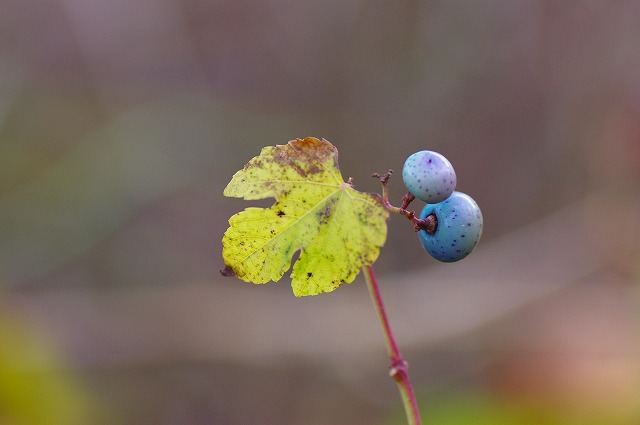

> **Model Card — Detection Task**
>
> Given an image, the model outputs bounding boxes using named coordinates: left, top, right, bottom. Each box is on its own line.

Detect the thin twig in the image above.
left=363, top=265, right=422, bottom=425
left=372, top=171, right=436, bottom=233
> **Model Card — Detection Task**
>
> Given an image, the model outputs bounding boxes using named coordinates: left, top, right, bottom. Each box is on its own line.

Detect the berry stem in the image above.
left=363, top=265, right=422, bottom=425
left=372, top=171, right=436, bottom=233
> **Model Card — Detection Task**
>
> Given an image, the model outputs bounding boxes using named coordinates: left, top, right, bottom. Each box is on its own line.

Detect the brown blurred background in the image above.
left=1, top=1, right=639, bottom=424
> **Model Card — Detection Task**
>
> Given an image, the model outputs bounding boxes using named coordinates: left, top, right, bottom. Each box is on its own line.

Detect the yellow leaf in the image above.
left=222, top=137, right=389, bottom=296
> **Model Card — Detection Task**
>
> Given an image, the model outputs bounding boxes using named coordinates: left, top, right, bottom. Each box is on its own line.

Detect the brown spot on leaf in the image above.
left=288, top=161, right=307, bottom=177
left=316, top=198, right=337, bottom=224
left=294, top=137, right=316, bottom=146
left=306, top=164, right=321, bottom=174
left=270, top=138, right=339, bottom=179
left=220, top=265, right=236, bottom=277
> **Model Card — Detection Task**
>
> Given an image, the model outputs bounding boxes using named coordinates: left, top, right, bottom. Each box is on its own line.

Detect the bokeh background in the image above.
left=1, top=1, right=640, bottom=424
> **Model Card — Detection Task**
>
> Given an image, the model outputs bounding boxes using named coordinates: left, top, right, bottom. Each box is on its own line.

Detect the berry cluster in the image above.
left=374, top=150, right=483, bottom=263
left=402, top=150, right=483, bottom=262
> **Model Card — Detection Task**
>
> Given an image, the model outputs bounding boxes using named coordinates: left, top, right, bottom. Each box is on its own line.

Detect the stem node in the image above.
left=389, top=358, right=409, bottom=381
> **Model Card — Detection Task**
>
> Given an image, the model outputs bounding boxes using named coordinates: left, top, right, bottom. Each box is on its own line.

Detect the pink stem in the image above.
left=364, top=265, right=422, bottom=425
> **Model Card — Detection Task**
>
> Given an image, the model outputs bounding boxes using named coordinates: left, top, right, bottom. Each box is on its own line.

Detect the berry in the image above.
left=418, top=191, right=483, bottom=262
left=402, top=150, right=456, bottom=203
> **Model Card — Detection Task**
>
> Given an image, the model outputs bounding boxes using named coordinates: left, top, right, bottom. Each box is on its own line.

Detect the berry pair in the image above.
left=402, top=151, right=483, bottom=262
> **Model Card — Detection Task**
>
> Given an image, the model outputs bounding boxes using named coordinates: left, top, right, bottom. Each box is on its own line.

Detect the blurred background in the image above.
left=1, top=1, right=640, bottom=424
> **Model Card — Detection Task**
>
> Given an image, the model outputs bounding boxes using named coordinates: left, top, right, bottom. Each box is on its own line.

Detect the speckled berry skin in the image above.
left=418, top=191, right=483, bottom=262
left=402, top=150, right=456, bottom=204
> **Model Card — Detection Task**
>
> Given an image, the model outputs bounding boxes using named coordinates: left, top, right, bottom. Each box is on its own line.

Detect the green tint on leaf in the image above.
left=222, top=138, right=388, bottom=296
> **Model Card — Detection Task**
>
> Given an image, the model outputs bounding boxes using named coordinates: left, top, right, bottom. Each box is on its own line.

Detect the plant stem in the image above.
left=372, top=171, right=435, bottom=232
left=363, top=265, right=422, bottom=425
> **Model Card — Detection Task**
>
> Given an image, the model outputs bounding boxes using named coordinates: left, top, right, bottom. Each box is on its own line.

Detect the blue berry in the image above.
left=418, top=191, right=483, bottom=262
left=402, top=150, right=456, bottom=203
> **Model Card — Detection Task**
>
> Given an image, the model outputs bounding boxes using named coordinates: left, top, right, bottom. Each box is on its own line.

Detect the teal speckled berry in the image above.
left=418, top=191, right=483, bottom=262
left=402, top=150, right=456, bottom=204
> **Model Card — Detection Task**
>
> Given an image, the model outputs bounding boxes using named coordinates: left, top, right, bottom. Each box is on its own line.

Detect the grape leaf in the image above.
left=222, top=137, right=389, bottom=297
